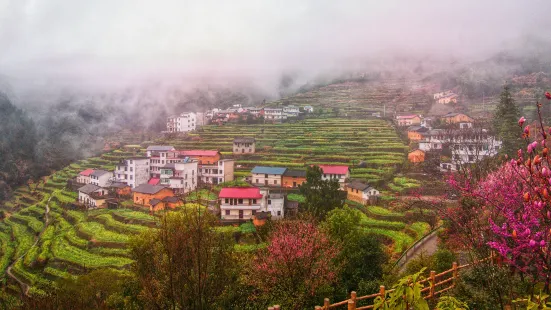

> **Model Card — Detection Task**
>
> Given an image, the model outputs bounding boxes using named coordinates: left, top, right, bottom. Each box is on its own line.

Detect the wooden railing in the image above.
left=311, top=255, right=494, bottom=310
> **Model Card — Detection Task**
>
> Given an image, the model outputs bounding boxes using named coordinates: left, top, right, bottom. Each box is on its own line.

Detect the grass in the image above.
left=111, top=209, right=156, bottom=223
left=366, top=206, right=404, bottom=218
left=93, top=214, right=148, bottom=234
left=287, top=193, right=306, bottom=203
left=51, top=238, right=133, bottom=268
left=76, top=222, right=130, bottom=243
left=364, top=228, right=414, bottom=253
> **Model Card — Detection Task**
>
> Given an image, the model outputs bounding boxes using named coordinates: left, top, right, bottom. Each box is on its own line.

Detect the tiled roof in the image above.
left=162, top=196, right=179, bottom=203
left=234, top=137, right=255, bottom=143
left=149, top=198, right=162, bottom=206
left=181, top=150, right=220, bottom=157
left=79, top=169, right=94, bottom=176
left=318, top=165, right=349, bottom=175
left=396, top=115, right=419, bottom=119
left=219, top=187, right=263, bottom=199
left=251, top=166, right=287, bottom=175
left=132, top=184, right=167, bottom=195
left=78, top=184, right=102, bottom=194
left=347, top=181, right=371, bottom=191
left=91, top=170, right=111, bottom=177
left=283, top=169, right=307, bottom=177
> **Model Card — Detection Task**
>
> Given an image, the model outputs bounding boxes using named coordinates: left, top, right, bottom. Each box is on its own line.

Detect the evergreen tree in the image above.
left=299, top=165, right=344, bottom=219
left=492, top=85, right=522, bottom=156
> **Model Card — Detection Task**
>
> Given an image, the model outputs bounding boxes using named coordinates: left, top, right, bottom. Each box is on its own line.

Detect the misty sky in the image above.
left=1, top=0, right=551, bottom=89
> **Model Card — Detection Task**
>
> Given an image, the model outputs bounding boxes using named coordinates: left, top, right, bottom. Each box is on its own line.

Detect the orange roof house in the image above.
left=132, top=184, right=175, bottom=211
left=440, top=113, right=474, bottom=124
left=180, top=150, right=221, bottom=165
left=396, top=115, right=422, bottom=126
left=408, top=149, right=426, bottom=163
left=407, top=126, right=429, bottom=142
left=149, top=196, right=181, bottom=212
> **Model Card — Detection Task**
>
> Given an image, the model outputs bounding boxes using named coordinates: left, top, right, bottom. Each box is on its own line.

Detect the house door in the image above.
left=239, top=210, right=244, bottom=219
left=265, top=180, right=268, bottom=185
left=293, top=181, right=296, bottom=187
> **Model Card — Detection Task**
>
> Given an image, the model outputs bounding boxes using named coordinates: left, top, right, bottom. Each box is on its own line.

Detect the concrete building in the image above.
left=159, top=158, right=198, bottom=194
left=146, top=146, right=177, bottom=177
left=264, top=108, right=285, bottom=121
left=90, top=170, right=112, bottom=187
left=166, top=112, right=197, bottom=133
left=259, top=188, right=285, bottom=219
left=251, top=166, right=287, bottom=187
left=233, top=137, right=256, bottom=154
left=78, top=184, right=109, bottom=209
left=219, top=187, right=263, bottom=221
left=113, top=157, right=150, bottom=188
left=198, top=159, right=234, bottom=185
left=76, top=169, right=94, bottom=184
left=283, top=105, right=300, bottom=117
left=319, top=165, right=350, bottom=189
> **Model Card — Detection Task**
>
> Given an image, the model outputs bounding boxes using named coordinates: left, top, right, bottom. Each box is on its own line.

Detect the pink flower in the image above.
left=524, top=125, right=530, bottom=135
left=546, top=92, right=551, bottom=100
left=541, top=240, right=546, bottom=247
left=518, top=116, right=526, bottom=127
left=530, top=240, right=537, bottom=247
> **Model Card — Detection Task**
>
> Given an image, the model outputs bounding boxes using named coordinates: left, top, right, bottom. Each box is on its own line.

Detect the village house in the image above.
left=113, top=157, right=150, bottom=188
left=251, top=166, right=287, bottom=187
left=437, top=94, right=458, bottom=104
left=90, top=170, right=112, bottom=187
left=440, top=113, right=474, bottom=124
left=246, top=107, right=263, bottom=117
left=346, top=181, right=380, bottom=204
left=407, top=126, right=430, bottom=142
left=264, top=108, right=285, bottom=121
left=181, top=150, right=221, bottom=165
left=132, top=184, right=175, bottom=209
left=259, top=188, right=285, bottom=219
left=198, top=159, right=234, bottom=185
left=408, top=149, right=426, bottom=163
left=440, top=162, right=458, bottom=172
left=303, top=105, right=314, bottom=113
left=76, top=169, right=94, bottom=184
left=159, top=157, right=198, bottom=194
left=219, top=187, right=263, bottom=221
left=78, top=184, right=109, bottom=209
left=319, top=165, right=350, bottom=189
left=107, top=182, right=132, bottom=197
left=283, top=105, right=300, bottom=117
left=233, top=137, right=256, bottom=154
left=433, top=90, right=454, bottom=100
left=396, top=115, right=422, bottom=126
left=282, top=169, right=307, bottom=188
left=146, top=145, right=177, bottom=177
left=166, top=112, right=197, bottom=133
left=149, top=196, right=181, bottom=212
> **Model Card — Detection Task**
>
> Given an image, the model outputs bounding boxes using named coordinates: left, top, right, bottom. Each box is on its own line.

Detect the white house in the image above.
left=159, top=158, right=198, bottom=194
left=219, top=187, right=263, bottom=221
left=264, top=108, right=285, bottom=121
left=113, top=157, right=150, bottom=188
left=251, top=166, right=287, bottom=187
left=198, top=159, right=234, bottom=185
left=90, top=170, right=112, bottom=187
left=76, top=169, right=94, bottom=184
left=319, top=165, right=350, bottom=189
left=166, top=112, right=197, bottom=133
left=433, top=90, right=454, bottom=100
left=78, top=184, right=109, bottom=208
left=259, top=189, right=285, bottom=219
left=283, top=106, right=300, bottom=117
left=233, top=137, right=256, bottom=154
left=303, top=105, right=314, bottom=113
left=146, top=146, right=177, bottom=177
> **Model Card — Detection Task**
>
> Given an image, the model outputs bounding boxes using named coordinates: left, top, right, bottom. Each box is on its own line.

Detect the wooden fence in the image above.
left=266, top=255, right=495, bottom=310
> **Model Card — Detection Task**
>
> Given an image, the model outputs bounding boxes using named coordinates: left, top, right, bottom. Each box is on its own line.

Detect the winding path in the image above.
left=394, top=228, right=440, bottom=272
left=6, top=195, right=51, bottom=296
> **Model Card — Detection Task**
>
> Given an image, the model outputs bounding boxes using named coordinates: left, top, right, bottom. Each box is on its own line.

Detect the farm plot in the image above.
left=162, top=118, right=407, bottom=185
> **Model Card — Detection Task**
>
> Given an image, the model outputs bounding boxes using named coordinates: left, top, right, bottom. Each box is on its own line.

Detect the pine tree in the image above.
left=492, top=85, right=522, bottom=156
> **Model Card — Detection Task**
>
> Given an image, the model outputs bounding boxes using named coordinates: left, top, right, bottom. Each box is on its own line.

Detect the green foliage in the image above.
left=492, top=85, right=522, bottom=156
left=514, top=291, right=551, bottom=310
left=436, top=296, right=470, bottom=310
left=374, top=268, right=429, bottom=310
left=239, top=222, right=256, bottom=234
left=76, top=222, right=129, bottom=243
left=287, top=193, right=306, bottom=203
left=299, top=165, right=344, bottom=219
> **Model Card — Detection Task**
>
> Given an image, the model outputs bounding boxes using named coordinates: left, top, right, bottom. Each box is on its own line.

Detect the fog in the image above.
left=1, top=0, right=551, bottom=94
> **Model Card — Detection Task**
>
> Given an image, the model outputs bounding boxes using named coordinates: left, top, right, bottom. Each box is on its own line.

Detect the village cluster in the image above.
left=397, top=90, right=501, bottom=171
left=72, top=137, right=380, bottom=224
left=165, top=104, right=314, bottom=132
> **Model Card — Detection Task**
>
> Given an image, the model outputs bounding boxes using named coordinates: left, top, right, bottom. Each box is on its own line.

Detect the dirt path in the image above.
left=6, top=195, right=51, bottom=296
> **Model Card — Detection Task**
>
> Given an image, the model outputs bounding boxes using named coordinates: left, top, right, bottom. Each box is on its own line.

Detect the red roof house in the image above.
left=219, top=187, right=263, bottom=199
left=79, top=169, right=94, bottom=176
left=180, top=150, right=221, bottom=164
left=318, top=165, right=350, bottom=175
left=148, top=178, right=160, bottom=185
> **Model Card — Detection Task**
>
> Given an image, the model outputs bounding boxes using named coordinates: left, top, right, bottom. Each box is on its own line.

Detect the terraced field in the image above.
left=0, top=150, right=162, bottom=295
left=163, top=118, right=407, bottom=185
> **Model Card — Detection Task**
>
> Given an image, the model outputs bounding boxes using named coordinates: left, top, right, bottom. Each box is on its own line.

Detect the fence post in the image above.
left=315, top=307, right=322, bottom=310
left=351, top=291, right=357, bottom=304
left=274, top=306, right=280, bottom=310
left=348, top=299, right=356, bottom=310
left=268, top=307, right=274, bottom=310
left=430, top=270, right=436, bottom=298
left=324, top=298, right=330, bottom=309
left=452, top=262, right=458, bottom=287
left=379, top=285, right=386, bottom=300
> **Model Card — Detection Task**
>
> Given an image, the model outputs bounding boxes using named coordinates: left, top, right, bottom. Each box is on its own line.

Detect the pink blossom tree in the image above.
left=250, top=220, right=342, bottom=309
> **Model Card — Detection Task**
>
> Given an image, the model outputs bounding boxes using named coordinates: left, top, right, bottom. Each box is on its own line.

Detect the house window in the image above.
left=268, top=200, right=272, bottom=205
left=225, top=210, right=230, bottom=215
left=238, top=199, right=243, bottom=204
left=252, top=210, right=256, bottom=215
left=252, top=199, right=257, bottom=204
left=274, top=180, right=277, bottom=185
left=277, top=211, right=281, bottom=216
left=264, top=174, right=268, bottom=178
left=256, top=179, right=259, bottom=183
left=468, top=155, right=475, bottom=162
